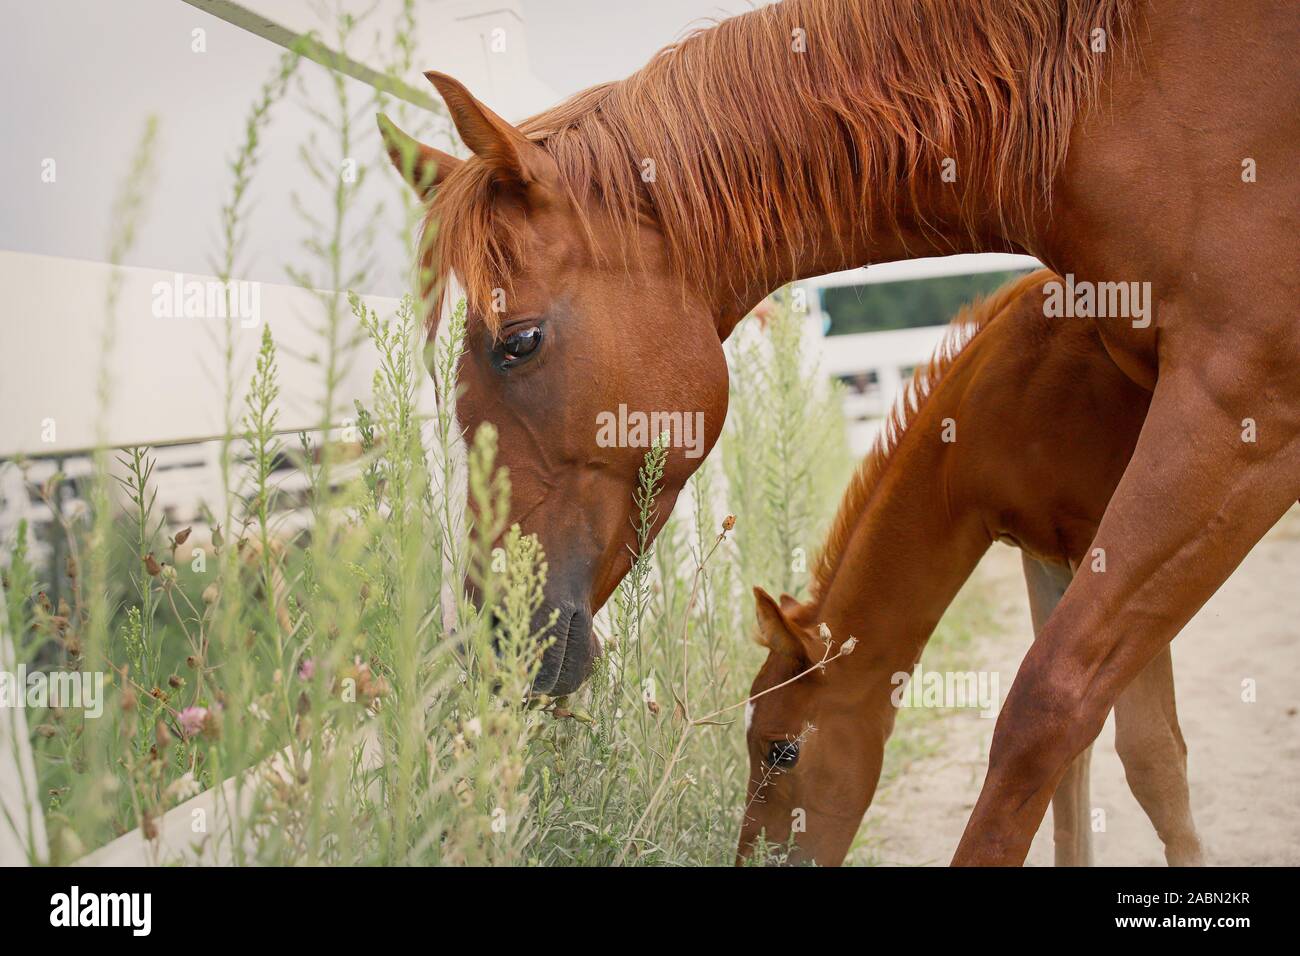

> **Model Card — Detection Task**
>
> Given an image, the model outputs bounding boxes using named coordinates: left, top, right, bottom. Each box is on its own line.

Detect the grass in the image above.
left=6, top=285, right=858, bottom=866
left=1, top=0, right=990, bottom=866
left=15, top=294, right=994, bottom=867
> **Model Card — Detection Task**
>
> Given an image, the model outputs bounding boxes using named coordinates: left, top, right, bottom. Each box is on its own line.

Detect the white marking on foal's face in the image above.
left=744, top=700, right=755, bottom=735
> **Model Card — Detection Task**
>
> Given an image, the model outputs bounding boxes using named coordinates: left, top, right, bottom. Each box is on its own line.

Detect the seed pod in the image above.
left=200, top=707, right=222, bottom=741
left=174, top=526, right=192, bottom=547
left=722, top=514, right=736, bottom=532
left=143, top=552, right=162, bottom=577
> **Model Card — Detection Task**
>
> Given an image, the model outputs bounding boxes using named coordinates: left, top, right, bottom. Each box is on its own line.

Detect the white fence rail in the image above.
left=0, top=250, right=421, bottom=458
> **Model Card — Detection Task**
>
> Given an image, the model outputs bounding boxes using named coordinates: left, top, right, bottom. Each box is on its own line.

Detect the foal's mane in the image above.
left=426, top=0, right=1131, bottom=331
left=809, top=268, right=1052, bottom=600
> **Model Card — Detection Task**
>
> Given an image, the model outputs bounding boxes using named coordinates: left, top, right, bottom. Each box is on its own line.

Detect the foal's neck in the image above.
left=807, top=394, right=992, bottom=702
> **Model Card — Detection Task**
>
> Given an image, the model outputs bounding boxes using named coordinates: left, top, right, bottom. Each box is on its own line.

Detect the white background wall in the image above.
left=0, top=0, right=761, bottom=296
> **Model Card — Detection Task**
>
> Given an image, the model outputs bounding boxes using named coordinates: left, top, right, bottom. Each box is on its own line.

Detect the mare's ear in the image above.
left=753, top=587, right=815, bottom=664
left=424, top=71, right=559, bottom=191
left=377, top=113, right=461, bottom=201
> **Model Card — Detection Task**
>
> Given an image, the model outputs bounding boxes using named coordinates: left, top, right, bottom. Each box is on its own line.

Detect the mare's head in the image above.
left=379, top=73, right=734, bottom=695
left=737, top=587, right=884, bottom=866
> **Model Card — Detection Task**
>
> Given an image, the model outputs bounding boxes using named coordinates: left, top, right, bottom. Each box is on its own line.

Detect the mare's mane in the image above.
left=424, top=0, right=1132, bottom=331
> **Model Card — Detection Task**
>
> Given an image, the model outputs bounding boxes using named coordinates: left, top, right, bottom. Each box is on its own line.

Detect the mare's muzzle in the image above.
left=531, top=601, right=596, bottom=697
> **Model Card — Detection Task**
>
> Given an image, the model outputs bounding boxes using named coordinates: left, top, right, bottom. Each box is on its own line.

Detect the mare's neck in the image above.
left=689, top=0, right=1109, bottom=329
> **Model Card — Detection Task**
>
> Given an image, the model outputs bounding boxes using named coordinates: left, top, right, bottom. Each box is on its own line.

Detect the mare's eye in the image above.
left=499, top=325, right=542, bottom=362
left=767, top=740, right=800, bottom=769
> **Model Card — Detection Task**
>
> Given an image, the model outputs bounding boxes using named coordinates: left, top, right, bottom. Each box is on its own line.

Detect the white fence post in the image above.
left=0, top=602, right=47, bottom=865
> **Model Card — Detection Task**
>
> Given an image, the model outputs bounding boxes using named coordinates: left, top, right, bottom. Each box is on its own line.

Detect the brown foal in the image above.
left=737, top=271, right=1204, bottom=867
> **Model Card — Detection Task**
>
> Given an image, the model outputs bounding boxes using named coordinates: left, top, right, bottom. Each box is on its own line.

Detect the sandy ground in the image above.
left=858, top=505, right=1300, bottom=866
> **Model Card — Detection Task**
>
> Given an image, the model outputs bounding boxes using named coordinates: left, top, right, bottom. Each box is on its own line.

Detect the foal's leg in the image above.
left=1113, top=646, right=1205, bottom=866
left=1027, top=558, right=1203, bottom=865
left=954, top=364, right=1300, bottom=865
left=1022, top=555, right=1093, bottom=866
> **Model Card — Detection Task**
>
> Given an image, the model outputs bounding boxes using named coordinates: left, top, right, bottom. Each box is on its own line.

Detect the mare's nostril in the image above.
left=529, top=604, right=577, bottom=696
left=543, top=608, right=594, bottom=697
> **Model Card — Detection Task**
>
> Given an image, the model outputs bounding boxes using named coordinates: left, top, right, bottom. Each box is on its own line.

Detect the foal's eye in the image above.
left=767, top=740, right=800, bottom=769
left=498, top=325, right=542, bottom=363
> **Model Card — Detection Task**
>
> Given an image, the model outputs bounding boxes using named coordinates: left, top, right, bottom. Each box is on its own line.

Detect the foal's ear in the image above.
left=377, top=113, right=460, bottom=201
left=753, top=587, right=813, bottom=663
left=424, top=71, right=558, bottom=190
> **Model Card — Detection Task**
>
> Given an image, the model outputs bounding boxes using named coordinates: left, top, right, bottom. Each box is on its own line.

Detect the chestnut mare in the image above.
left=381, top=0, right=1299, bottom=861
left=738, top=270, right=1203, bottom=866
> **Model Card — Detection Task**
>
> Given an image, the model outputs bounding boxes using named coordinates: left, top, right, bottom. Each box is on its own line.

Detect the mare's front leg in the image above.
left=1022, top=555, right=1093, bottom=866
left=955, top=356, right=1300, bottom=865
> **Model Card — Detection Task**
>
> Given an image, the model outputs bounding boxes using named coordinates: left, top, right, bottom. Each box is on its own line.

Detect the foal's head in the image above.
left=380, top=74, right=731, bottom=695
left=738, top=588, right=884, bottom=866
